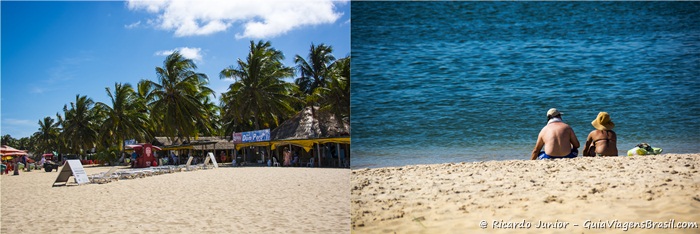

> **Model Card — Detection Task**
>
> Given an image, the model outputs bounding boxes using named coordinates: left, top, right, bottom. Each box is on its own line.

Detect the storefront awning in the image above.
left=269, top=137, right=351, bottom=152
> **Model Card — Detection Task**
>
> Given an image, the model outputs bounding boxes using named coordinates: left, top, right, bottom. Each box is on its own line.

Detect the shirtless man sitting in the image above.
left=531, top=108, right=580, bottom=160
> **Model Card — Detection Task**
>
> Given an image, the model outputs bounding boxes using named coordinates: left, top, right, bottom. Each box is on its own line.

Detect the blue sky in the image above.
left=1, top=0, right=350, bottom=138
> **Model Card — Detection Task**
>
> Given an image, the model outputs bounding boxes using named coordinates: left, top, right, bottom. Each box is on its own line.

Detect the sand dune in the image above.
left=351, top=154, right=700, bottom=233
left=1, top=165, right=349, bottom=233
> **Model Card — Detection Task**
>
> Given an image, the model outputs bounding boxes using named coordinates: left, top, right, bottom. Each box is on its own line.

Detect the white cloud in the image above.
left=128, top=0, right=169, bottom=13
left=125, top=21, right=142, bottom=29
left=127, top=0, right=345, bottom=38
left=30, top=87, right=46, bottom=94
left=155, top=47, right=204, bottom=62
left=3, top=119, right=35, bottom=126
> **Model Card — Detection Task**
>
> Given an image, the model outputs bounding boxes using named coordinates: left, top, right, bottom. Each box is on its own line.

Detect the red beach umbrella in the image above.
left=1, top=145, right=26, bottom=154
left=3, top=151, right=28, bottom=156
left=1, top=145, right=28, bottom=157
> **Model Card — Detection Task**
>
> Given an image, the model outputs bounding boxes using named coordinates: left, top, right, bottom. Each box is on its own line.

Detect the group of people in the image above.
left=1, top=160, right=15, bottom=175
left=1, top=155, right=47, bottom=175
left=531, top=108, right=618, bottom=160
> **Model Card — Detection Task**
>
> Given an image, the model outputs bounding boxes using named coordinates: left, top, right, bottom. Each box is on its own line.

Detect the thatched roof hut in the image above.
left=271, top=106, right=350, bottom=140
left=268, top=106, right=350, bottom=152
left=153, top=106, right=350, bottom=153
left=154, top=136, right=236, bottom=151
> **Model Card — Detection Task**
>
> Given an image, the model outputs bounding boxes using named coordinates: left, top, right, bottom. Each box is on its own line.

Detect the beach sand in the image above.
left=1, top=165, right=349, bottom=233
left=351, top=154, right=700, bottom=233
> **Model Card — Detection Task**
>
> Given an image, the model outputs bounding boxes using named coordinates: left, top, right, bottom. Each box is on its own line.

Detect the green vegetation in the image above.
left=3, top=40, right=349, bottom=162
left=220, top=40, right=298, bottom=132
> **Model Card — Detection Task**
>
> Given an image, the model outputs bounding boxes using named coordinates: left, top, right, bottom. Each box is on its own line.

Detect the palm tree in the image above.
left=16, top=137, right=30, bottom=151
left=54, top=113, right=69, bottom=155
left=34, top=116, right=60, bottom=154
left=61, top=95, right=100, bottom=155
left=294, top=43, right=336, bottom=95
left=293, top=43, right=342, bottom=138
left=144, top=51, right=211, bottom=142
left=136, top=79, right=160, bottom=139
left=1, top=134, right=16, bottom=146
left=318, top=55, right=351, bottom=124
left=95, top=82, right=149, bottom=151
left=218, top=91, right=241, bottom=134
left=220, top=40, right=298, bottom=131
left=29, top=133, right=41, bottom=156
left=195, top=91, right=219, bottom=136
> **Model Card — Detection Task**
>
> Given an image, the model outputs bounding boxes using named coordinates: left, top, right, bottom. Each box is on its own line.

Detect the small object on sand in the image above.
left=627, top=143, right=663, bottom=156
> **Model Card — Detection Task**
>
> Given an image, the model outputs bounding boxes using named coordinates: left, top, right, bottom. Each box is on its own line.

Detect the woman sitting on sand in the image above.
left=583, top=112, right=618, bottom=156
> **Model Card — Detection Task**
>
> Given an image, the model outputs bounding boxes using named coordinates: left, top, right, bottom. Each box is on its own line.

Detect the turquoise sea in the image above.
left=350, top=2, right=700, bottom=168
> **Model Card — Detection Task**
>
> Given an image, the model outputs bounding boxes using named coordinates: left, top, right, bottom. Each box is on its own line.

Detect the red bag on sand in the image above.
left=152, top=161, right=158, bottom=167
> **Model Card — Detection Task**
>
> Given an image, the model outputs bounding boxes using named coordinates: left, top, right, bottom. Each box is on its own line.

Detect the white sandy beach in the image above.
left=351, top=154, right=700, bottom=233
left=1, top=165, right=349, bottom=233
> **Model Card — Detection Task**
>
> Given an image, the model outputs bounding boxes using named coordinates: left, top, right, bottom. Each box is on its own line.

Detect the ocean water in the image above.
left=350, top=2, right=700, bottom=168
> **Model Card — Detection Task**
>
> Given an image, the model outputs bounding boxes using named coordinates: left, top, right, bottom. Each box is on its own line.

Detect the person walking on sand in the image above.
left=38, top=155, right=46, bottom=169
left=20, top=155, right=28, bottom=170
left=583, top=112, right=618, bottom=156
left=531, top=108, right=580, bottom=160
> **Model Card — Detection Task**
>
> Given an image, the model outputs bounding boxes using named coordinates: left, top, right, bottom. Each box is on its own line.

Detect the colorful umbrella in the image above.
left=1, top=145, right=26, bottom=154
left=3, top=151, right=28, bottom=156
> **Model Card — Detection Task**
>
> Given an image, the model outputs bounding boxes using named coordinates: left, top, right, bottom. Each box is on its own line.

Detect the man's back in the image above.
left=540, top=122, right=578, bottom=156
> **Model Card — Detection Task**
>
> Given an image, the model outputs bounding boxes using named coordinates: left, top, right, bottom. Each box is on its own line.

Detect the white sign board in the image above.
left=181, top=156, right=193, bottom=171
left=207, top=152, right=219, bottom=168
left=185, top=156, right=193, bottom=167
left=53, top=160, right=90, bottom=186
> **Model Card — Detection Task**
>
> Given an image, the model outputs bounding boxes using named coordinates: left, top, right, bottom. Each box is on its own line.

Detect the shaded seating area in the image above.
left=139, top=106, right=350, bottom=169
left=224, top=106, right=350, bottom=168
left=152, top=136, right=233, bottom=167
left=268, top=106, right=351, bottom=168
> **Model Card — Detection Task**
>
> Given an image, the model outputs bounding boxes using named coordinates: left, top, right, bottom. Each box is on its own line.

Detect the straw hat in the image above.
left=591, top=112, right=615, bottom=130
left=546, top=108, right=562, bottom=117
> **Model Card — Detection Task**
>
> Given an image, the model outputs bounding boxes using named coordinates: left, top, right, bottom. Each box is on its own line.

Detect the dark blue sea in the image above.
left=350, top=2, right=700, bottom=168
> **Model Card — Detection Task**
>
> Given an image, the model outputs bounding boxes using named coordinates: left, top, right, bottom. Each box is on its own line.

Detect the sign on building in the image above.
left=233, top=129, right=270, bottom=143
left=233, top=133, right=243, bottom=144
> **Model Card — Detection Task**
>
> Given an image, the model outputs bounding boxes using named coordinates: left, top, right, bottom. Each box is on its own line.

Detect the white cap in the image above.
left=547, top=108, right=562, bottom=117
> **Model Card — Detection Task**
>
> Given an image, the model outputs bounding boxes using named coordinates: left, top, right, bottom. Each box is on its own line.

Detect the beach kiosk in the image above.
left=127, top=144, right=160, bottom=168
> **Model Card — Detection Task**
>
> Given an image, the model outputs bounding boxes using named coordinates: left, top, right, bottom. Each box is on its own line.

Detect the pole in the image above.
left=288, top=144, right=292, bottom=166
left=233, top=144, right=238, bottom=166
left=336, top=143, right=341, bottom=168
left=316, top=143, right=321, bottom=168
